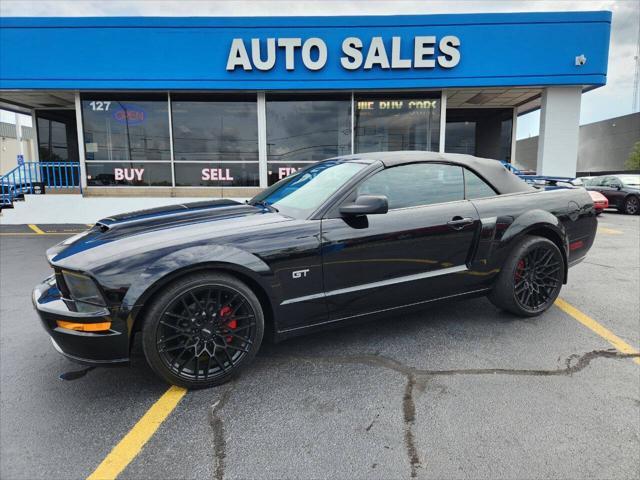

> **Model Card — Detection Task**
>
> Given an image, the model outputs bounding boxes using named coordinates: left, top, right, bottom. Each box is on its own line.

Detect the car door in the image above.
left=320, top=162, right=481, bottom=321
left=604, top=176, right=626, bottom=208
left=594, top=176, right=618, bottom=206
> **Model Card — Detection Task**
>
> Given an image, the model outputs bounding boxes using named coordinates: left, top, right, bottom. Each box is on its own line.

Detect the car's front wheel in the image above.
left=623, top=195, right=639, bottom=215
left=489, top=236, right=565, bottom=317
left=142, top=272, right=264, bottom=389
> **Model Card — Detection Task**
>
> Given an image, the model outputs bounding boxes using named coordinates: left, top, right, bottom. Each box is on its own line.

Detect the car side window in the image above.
left=464, top=169, right=497, bottom=199
left=356, top=163, right=464, bottom=209
left=601, top=176, right=616, bottom=187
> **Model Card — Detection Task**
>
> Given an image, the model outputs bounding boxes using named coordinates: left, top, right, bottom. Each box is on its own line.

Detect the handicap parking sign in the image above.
left=17, top=154, right=24, bottom=165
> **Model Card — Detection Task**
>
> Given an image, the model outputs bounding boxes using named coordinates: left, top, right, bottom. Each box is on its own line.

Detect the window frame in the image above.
left=332, top=161, right=469, bottom=215
left=462, top=167, right=498, bottom=200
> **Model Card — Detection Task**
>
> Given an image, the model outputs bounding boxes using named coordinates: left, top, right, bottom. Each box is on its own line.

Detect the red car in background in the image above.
left=588, top=190, right=608, bottom=215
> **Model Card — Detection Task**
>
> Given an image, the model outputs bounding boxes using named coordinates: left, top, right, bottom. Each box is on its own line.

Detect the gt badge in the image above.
left=292, top=269, right=310, bottom=279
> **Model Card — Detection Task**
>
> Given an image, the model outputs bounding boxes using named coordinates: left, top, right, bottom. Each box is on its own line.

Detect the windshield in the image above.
left=619, top=175, right=640, bottom=188
left=250, top=161, right=367, bottom=218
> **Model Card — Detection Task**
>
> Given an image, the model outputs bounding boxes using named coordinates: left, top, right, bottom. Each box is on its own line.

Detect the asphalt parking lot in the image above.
left=1, top=212, right=639, bottom=480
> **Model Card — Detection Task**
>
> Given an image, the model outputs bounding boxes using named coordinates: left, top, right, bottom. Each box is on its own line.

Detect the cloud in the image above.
left=1, top=0, right=638, bottom=138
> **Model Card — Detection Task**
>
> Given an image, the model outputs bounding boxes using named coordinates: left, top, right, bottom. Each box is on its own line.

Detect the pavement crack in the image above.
left=263, top=348, right=639, bottom=479
left=403, top=374, right=421, bottom=478
left=209, top=384, right=234, bottom=480
left=365, top=413, right=379, bottom=432
left=269, top=348, right=639, bottom=378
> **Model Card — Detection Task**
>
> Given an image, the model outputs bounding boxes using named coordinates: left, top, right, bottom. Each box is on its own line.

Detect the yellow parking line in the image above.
left=0, top=232, right=74, bottom=236
left=555, top=298, right=640, bottom=365
left=598, top=227, right=623, bottom=235
left=28, top=224, right=45, bottom=234
left=87, top=386, right=187, bottom=480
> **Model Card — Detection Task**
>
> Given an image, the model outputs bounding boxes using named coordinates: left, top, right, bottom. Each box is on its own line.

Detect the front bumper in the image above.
left=32, top=276, right=129, bottom=365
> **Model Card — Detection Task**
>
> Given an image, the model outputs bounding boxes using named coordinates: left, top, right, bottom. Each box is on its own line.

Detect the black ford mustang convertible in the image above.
left=33, top=152, right=597, bottom=388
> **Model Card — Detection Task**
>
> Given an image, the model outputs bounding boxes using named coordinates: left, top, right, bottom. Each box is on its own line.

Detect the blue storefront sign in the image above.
left=0, top=11, right=610, bottom=90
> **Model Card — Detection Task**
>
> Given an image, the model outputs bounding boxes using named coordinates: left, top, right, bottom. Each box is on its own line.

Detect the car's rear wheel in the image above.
left=142, top=272, right=264, bottom=389
left=489, top=236, right=564, bottom=317
left=623, top=195, right=639, bottom=215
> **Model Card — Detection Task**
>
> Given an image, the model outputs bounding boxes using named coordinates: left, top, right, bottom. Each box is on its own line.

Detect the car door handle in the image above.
left=447, top=217, right=474, bottom=230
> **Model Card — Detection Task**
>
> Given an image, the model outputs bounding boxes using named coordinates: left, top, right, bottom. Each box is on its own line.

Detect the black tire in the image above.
left=488, top=236, right=565, bottom=317
left=623, top=195, right=639, bottom=215
left=142, top=272, right=264, bottom=389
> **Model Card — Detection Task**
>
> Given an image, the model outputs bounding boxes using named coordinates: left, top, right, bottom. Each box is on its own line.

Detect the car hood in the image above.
left=47, top=199, right=292, bottom=271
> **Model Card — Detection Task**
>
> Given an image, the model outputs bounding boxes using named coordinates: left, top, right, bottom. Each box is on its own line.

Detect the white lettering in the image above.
left=341, top=37, right=363, bottom=70
left=278, top=38, right=302, bottom=70
left=391, top=37, right=411, bottom=69
left=437, top=35, right=461, bottom=68
left=201, top=168, right=234, bottom=181
left=302, top=38, right=327, bottom=71
left=364, top=37, right=390, bottom=70
left=414, top=36, right=436, bottom=68
left=278, top=167, right=298, bottom=179
left=251, top=38, right=276, bottom=71
left=114, top=168, right=144, bottom=182
left=226, top=38, right=252, bottom=71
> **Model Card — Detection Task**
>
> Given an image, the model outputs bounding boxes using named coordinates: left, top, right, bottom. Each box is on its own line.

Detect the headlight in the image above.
left=61, top=271, right=106, bottom=306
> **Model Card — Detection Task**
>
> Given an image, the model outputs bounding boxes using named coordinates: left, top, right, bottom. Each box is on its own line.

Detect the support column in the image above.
left=536, top=86, right=582, bottom=177
left=74, top=92, right=88, bottom=190
left=438, top=90, right=447, bottom=153
left=31, top=110, right=40, bottom=162
left=257, top=92, right=268, bottom=188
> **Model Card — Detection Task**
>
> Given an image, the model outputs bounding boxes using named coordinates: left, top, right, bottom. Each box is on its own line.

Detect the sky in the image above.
left=1, top=0, right=639, bottom=139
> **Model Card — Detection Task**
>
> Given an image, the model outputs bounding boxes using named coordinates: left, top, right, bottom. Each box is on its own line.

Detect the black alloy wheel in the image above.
left=624, top=196, right=639, bottom=215
left=142, top=273, right=264, bottom=389
left=512, top=245, right=563, bottom=313
left=488, top=236, right=565, bottom=317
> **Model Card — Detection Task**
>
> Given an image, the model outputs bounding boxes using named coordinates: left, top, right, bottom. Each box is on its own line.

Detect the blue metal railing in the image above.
left=1, top=161, right=81, bottom=207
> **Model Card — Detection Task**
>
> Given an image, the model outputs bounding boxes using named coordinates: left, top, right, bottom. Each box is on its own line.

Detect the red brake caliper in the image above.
left=515, top=259, right=525, bottom=282
left=219, top=305, right=237, bottom=343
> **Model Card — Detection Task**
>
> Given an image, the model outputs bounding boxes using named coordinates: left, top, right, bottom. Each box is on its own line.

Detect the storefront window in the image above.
left=354, top=93, right=440, bottom=153
left=266, top=94, right=351, bottom=185
left=445, top=121, right=476, bottom=155
left=81, top=94, right=171, bottom=187
left=171, top=94, right=258, bottom=187
left=445, top=108, right=513, bottom=161
left=82, top=95, right=171, bottom=161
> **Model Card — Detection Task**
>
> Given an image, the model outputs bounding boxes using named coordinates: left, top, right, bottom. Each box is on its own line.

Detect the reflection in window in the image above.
left=37, top=118, right=69, bottom=161
left=259, top=161, right=366, bottom=218
left=464, top=169, right=497, bottom=199
left=82, top=95, right=171, bottom=161
left=357, top=163, right=463, bottom=209
left=266, top=95, right=351, bottom=185
left=354, top=95, right=441, bottom=153
left=445, top=121, right=476, bottom=155
left=171, top=95, right=258, bottom=162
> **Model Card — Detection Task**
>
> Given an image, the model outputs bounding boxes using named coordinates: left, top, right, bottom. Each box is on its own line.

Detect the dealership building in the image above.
left=0, top=12, right=611, bottom=219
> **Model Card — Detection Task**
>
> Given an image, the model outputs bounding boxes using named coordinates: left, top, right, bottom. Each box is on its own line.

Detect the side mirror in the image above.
left=615, top=184, right=622, bottom=190
left=339, top=195, right=389, bottom=216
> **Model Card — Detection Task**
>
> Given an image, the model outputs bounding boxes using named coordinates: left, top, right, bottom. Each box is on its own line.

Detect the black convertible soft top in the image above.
left=336, top=151, right=535, bottom=195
